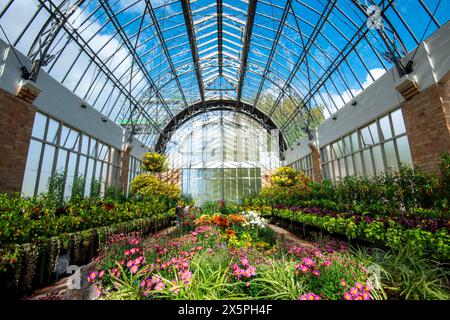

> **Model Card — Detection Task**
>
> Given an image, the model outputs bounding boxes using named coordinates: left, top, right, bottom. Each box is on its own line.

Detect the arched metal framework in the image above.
left=0, top=0, right=448, bottom=151
left=155, top=99, right=286, bottom=153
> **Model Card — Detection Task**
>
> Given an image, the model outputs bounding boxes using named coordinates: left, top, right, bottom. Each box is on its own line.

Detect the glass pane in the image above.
left=31, top=112, right=47, bottom=139
left=81, top=135, right=89, bottom=155
left=379, top=115, right=392, bottom=140
left=397, top=136, right=413, bottom=165
left=339, top=158, right=347, bottom=177
left=391, top=109, right=407, bottom=136
left=384, top=141, right=398, bottom=170
left=22, top=140, right=42, bottom=196
left=354, top=153, right=363, bottom=175
left=346, top=155, right=354, bottom=176
left=78, top=155, right=87, bottom=176
left=46, top=119, right=59, bottom=144
left=373, top=145, right=384, bottom=173
left=89, top=138, right=97, bottom=157
left=55, top=149, right=67, bottom=172
left=37, top=145, right=56, bottom=194
left=363, top=149, right=374, bottom=175
left=368, top=123, right=380, bottom=144
left=351, top=132, right=359, bottom=152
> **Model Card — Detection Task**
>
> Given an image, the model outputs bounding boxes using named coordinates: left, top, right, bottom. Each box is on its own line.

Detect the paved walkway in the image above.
left=268, top=224, right=315, bottom=248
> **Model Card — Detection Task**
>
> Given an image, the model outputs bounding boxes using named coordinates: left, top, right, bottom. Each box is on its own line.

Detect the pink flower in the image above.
left=340, top=279, right=347, bottom=287
left=299, top=265, right=309, bottom=273
left=245, top=282, right=251, bottom=287
left=322, top=259, right=332, bottom=267
left=298, top=293, right=321, bottom=300
left=119, top=260, right=125, bottom=265
left=362, top=291, right=371, bottom=300
left=130, top=265, right=139, bottom=274
left=312, top=269, right=320, bottom=277
left=349, top=287, right=359, bottom=297
left=88, top=271, right=97, bottom=281
left=98, top=270, right=104, bottom=279
left=301, top=257, right=315, bottom=268
left=240, top=257, right=250, bottom=267
left=154, top=282, right=165, bottom=291
left=126, top=260, right=134, bottom=268
left=124, top=250, right=130, bottom=256
left=344, top=292, right=353, bottom=300
left=355, top=282, right=364, bottom=290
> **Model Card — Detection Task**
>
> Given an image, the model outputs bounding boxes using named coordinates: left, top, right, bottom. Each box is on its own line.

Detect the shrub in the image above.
left=130, top=173, right=181, bottom=202
left=270, top=166, right=310, bottom=188
left=142, top=152, right=168, bottom=173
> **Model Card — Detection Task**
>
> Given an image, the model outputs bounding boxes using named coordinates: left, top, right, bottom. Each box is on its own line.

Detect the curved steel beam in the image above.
left=155, top=99, right=287, bottom=154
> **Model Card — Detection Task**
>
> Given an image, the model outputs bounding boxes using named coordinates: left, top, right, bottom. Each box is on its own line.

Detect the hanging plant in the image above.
left=142, top=152, right=168, bottom=173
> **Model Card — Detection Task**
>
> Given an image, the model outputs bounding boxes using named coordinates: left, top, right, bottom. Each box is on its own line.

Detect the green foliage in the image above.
left=352, top=245, right=450, bottom=300
left=252, top=259, right=305, bottom=299
left=71, top=175, right=86, bottom=203
left=0, top=193, right=172, bottom=245
left=130, top=173, right=181, bottom=203
left=105, top=184, right=126, bottom=202
left=270, top=166, right=310, bottom=187
left=46, top=170, right=66, bottom=209
left=90, top=178, right=101, bottom=201
left=269, top=208, right=450, bottom=260
left=249, top=154, right=450, bottom=217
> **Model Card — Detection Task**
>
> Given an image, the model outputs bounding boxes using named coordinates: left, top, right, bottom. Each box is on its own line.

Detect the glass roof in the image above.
left=0, top=0, right=448, bottom=150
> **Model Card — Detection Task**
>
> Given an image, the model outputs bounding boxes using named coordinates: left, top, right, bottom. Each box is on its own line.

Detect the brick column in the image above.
left=0, top=80, right=40, bottom=194
left=397, top=74, right=450, bottom=175
left=308, top=143, right=323, bottom=182
left=119, top=143, right=132, bottom=191
left=157, top=169, right=181, bottom=187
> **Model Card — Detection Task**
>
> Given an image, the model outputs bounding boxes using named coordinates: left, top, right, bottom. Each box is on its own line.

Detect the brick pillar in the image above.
left=308, top=143, right=323, bottom=182
left=157, top=169, right=181, bottom=187
left=397, top=74, right=450, bottom=174
left=0, top=80, right=40, bottom=194
left=119, top=143, right=132, bottom=192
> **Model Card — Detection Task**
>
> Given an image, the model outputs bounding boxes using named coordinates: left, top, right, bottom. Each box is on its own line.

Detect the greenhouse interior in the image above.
left=0, top=0, right=449, bottom=304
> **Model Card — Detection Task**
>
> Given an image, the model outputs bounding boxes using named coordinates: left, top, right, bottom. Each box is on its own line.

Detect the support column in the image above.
left=119, top=143, right=132, bottom=192
left=397, top=74, right=450, bottom=175
left=0, top=80, right=40, bottom=194
left=308, top=143, right=323, bottom=182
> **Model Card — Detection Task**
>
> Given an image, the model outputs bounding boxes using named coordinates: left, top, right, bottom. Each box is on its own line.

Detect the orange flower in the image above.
left=229, top=214, right=246, bottom=224
left=225, top=229, right=236, bottom=238
left=211, top=215, right=229, bottom=227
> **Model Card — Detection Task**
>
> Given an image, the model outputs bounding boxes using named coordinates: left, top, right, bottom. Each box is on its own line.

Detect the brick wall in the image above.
left=157, top=169, right=181, bottom=187
left=119, top=144, right=132, bottom=191
left=0, top=87, right=37, bottom=193
left=309, top=144, right=323, bottom=182
left=402, top=76, right=450, bottom=175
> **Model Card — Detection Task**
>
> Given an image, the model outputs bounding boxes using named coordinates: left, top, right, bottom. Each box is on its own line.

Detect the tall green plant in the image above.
left=90, top=178, right=101, bottom=201
left=46, top=170, right=66, bottom=209
left=71, top=175, right=86, bottom=202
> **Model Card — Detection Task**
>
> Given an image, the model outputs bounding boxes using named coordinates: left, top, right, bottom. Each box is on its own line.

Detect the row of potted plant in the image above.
left=244, top=206, right=449, bottom=261
left=0, top=194, right=173, bottom=245
left=245, top=153, right=450, bottom=218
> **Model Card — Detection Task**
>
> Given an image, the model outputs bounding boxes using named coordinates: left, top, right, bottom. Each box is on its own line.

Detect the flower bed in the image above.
left=0, top=193, right=176, bottom=297
left=87, top=211, right=387, bottom=300
left=244, top=206, right=450, bottom=261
